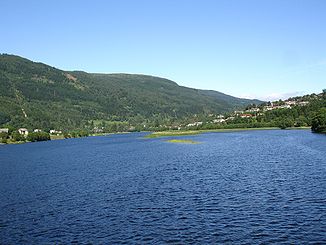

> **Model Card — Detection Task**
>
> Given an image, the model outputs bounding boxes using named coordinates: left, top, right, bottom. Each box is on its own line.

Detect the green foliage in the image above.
left=277, top=118, right=294, bottom=129
left=0, top=132, right=9, bottom=139
left=12, top=132, right=25, bottom=142
left=0, top=132, right=9, bottom=143
left=0, top=54, right=261, bottom=130
left=63, top=130, right=89, bottom=138
left=0, top=111, right=10, bottom=125
left=77, top=130, right=89, bottom=137
left=311, top=108, right=326, bottom=133
left=63, top=132, right=71, bottom=138
left=27, top=132, right=51, bottom=142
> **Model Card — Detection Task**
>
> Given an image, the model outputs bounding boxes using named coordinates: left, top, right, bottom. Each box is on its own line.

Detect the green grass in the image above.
left=145, top=130, right=201, bottom=138
left=50, top=135, right=65, bottom=140
left=287, top=126, right=311, bottom=130
left=166, top=139, right=200, bottom=144
left=145, top=127, right=280, bottom=138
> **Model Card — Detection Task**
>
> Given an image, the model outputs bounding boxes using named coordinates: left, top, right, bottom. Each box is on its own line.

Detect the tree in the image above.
left=12, top=132, right=25, bottom=142
left=63, top=132, right=71, bottom=138
left=311, top=108, right=326, bottom=133
left=27, top=132, right=51, bottom=142
left=277, top=118, right=294, bottom=129
left=0, top=111, right=10, bottom=125
left=0, top=132, right=9, bottom=139
left=294, top=116, right=308, bottom=127
left=77, top=130, right=89, bottom=137
left=0, top=132, right=9, bottom=143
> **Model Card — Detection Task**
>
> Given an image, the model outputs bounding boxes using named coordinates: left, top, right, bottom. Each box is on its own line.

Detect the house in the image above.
left=246, top=108, right=260, bottom=113
left=240, top=114, right=252, bottom=118
left=186, top=122, right=203, bottom=127
left=264, top=106, right=274, bottom=111
left=18, top=128, right=29, bottom=136
left=213, top=119, right=226, bottom=123
left=272, top=105, right=291, bottom=109
left=34, top=129, right=42, bottom=133
left=50, top=129, right=62, bottom=135
left=299, top=101, right=309, bottom=106
left=93, top=127, right=104, bottom=133
left=0, top=128, right=9, bottom=134
left=234, top=110, right=244, bottom=115
left=285, top=101, right=297, bottom=106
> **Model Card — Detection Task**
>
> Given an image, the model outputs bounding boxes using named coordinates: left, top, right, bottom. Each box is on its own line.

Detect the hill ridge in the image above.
left=0, top=54, right=261, bottom=130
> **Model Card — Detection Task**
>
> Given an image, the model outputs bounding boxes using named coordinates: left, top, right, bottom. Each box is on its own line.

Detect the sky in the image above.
left=1, top=0, right=325, bottom=101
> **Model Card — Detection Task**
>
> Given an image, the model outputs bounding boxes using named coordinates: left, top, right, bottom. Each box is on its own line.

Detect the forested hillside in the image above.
left=0, top=54, right=261, bottom=130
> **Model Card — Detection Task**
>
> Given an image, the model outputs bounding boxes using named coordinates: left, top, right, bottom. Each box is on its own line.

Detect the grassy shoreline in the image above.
left=0, top=132, right=130, bottom=145
left=166, top=139, right=200, bottom=144
left=145, top=127, right=310, bottom=138
left=1, top=127, right=311, bottom=145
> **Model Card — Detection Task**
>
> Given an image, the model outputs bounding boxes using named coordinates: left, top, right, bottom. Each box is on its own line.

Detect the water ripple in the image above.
left=0, top=130, right=325, bottom=244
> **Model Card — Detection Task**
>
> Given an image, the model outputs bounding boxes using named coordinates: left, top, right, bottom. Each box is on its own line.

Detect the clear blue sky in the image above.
left=1, top=0, right=325, bottom=100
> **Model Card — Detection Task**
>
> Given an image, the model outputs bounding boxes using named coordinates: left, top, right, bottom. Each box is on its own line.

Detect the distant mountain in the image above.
left=0, top=54, right=262, bottom=130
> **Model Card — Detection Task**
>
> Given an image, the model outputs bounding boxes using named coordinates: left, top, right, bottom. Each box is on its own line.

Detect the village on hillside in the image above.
left=196, top=99, right=310, bottom=126
left=183, top=92, right=324, bottom=129
left=0, top=91, right=325, bottom=143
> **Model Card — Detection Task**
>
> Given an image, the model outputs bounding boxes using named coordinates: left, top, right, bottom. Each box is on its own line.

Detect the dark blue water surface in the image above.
left=0, top=130, right=326, bottom=244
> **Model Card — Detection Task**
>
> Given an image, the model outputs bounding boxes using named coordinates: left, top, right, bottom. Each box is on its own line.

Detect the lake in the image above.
left=0, top=130, right=325, bottom=244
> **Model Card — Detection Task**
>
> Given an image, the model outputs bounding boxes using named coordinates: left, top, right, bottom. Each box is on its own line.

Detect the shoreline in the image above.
left=1, top=127, right=312, bottom=145
left=145, top=127, right=311, bottom=138
left=0, top=131, right=132, bottom=146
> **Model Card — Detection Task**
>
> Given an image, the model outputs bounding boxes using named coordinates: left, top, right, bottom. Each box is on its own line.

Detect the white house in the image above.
left=234, top=110, right=244, bottom=115
left=299, top=101, right=309, bottom=106
left=247, top=108, right=260, bottom=112
left=277, top=105, right=291, bottom=109
left=264, top=106, right=274, bottom=111
left=285, top=101, right=297, bottom=105
left=226, top=117, right=235, bottom=121
left=0, top=128, right=9, bottom=133
left=18, top=128, right=29, bottom=136
left=34, top=129, right=42, bottom=133
left=213, top=119, right=226, bottom=123
left=186, top=122, right=203, bottom=127
left=50, top=129, right=62, bottom=135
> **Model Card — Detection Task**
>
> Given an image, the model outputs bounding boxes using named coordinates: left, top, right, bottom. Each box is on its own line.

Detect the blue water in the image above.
left=0, top=130, right=325, bottom=244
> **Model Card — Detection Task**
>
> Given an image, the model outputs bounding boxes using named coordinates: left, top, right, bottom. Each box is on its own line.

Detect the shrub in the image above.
left=27, top=132, right=51, bottom=142
left=12, top=132, right=26, bottom=142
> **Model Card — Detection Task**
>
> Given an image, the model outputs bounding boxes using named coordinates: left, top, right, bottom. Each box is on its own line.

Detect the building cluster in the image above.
left=0, top=128, right=63, bottom=136
left=184, top=99, right=310, bottom=127
left=186, top=121, right=203, bottom=127
left=49, top=129, right=62, bottom=135
left=230, top=100, right=310, bottom=119
left=262, top=101, right=309, bottom=112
